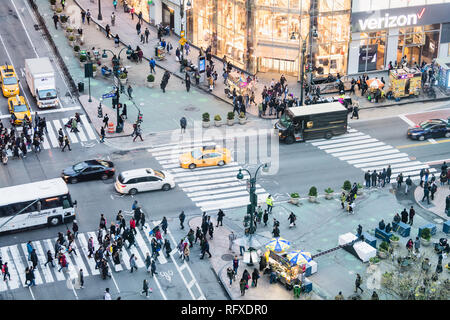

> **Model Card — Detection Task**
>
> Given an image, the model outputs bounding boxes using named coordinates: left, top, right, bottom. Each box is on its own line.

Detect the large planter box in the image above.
left=290, top=197, right=299, bottom=205
left=325, top=192, right=333, bottom=200
left=202, top=121, right=210, bottom=128
left=214, top=120, right=222, bottom=127
left=146, top=82, right=154, bottom=88
left=92, top=71, right=97, bottom=78
left=227, top=119, right=234, bottom=126
left=308, top=196, right=316, bottom=203
left=421, top=239, right=431, bottom=247
left=239, top=118, right=246, bottom=125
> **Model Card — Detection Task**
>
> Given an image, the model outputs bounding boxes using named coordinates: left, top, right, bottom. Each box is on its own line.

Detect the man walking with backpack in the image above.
left=133, top=124, right=143, bottom=141
left=180, top=117, right=187, bottom=133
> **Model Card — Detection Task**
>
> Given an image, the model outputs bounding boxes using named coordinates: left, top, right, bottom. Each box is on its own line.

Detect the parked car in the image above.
left=62, top=159, right=115, bottom=184
left=407, top=119, right=450, bottom=141
left=115, top=168, right=175, bottom=195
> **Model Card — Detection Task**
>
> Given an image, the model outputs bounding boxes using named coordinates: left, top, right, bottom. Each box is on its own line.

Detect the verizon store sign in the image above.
left=351, top=3, right=450, bottom=32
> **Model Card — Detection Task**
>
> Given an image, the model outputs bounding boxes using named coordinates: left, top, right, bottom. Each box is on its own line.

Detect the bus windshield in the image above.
left=279, top=114, right=292, bottom=128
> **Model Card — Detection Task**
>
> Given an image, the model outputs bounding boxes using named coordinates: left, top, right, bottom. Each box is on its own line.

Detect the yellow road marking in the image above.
left=397, top=139, right=450, bottom=149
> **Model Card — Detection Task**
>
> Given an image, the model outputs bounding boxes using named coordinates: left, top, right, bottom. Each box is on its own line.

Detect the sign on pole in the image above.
left=102, top=92, right=116, bottom=99
left=179, top=38, right=187, bottom=46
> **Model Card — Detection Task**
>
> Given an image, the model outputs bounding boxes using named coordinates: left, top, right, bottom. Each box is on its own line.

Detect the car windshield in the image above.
left=419, top=120, right=438, bottom=129
left=279, top=114, right=292, bottom=128
left=38, top=89, right=57, bottom=100
left=191, top=149, right=202, bottom=159
left=3, top=76, right=17, bottom=85
left=154, top=170, right=165, bottom=179
left=73, top=162, right=88, bottom=172
left=118, top=173, right=125, bottom=183
left=14, top=104, right=28, bottom=112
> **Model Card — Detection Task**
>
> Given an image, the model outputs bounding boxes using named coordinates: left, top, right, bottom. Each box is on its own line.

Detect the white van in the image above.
left=115, top=168, right=175, bottom=195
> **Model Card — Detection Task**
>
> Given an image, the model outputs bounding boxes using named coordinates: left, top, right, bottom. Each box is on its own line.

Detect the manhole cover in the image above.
left=221, top=254, right=234, bottom=261
left=184, top=105, right=199, bottom=112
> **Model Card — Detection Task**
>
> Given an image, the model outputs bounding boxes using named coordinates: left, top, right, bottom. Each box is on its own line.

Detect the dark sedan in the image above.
left=62, top=159, right=115, bottom=184
left=407, top=119, right=450, bottom=141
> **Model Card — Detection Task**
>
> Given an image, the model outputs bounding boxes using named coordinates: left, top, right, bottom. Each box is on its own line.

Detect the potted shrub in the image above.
left=50, top=0, right=57, bottom=11
left=342, top=180, right=351, bottom=194
left=60, top=15, right=68, bottom=28
left=79, top=54, right=87, bottom=67
left=308, top=186, right=317, bottom=203
left=68, top=35, right=75, bottom=47
left=290, top=192, right=300, bottom=205
left=420, top=228, right=432, bottom=247
left=369, top=256, right=380, bottom=266
left=65, top=27, right=73, bottom=36
left=356, top=183, right=363, bottom=195
left=73, top=45, right=80, bottom=57
left=92, top=64, right=97, bottom=77
left=377, top=241, right=389, bottom=259
left=56, top=7, right=62, bottom=14
left=227, top=112, right=235, bottom=126
left=119, top=72, right=127, bottom=85
left=214, top=115, right=222, bottom=127
left=390, top=234, right=400, bottom=247
left=238, top=112, right=246, bottom=125
left=202, top=112, right=210, bottom=128
left=146, top=74, right=155, bottom=88
left=324, top=187, right=334, bottom=200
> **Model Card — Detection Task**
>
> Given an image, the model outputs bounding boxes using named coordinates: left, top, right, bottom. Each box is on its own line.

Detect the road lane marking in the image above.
left=0, top=247, right=19, bottom=290
left=396, top=139, right=450, bottom=149
left=398, top=114, right=416, bottom=127
left=427, top=138, right=437, bottom=144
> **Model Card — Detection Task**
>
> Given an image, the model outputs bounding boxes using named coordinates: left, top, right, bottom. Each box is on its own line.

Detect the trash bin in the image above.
left=155, top=46, right=158, bottom=56
left=78, top=82, right=84, bottom=93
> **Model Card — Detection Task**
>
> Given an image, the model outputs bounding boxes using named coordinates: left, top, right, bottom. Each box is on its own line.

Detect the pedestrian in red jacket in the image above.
left=130, top=218, right=137, bottom=235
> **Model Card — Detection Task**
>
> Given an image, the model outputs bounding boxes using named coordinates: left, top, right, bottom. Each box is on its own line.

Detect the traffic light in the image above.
left=118, top=103, right=122, bottom=109
left=137, top=112, right=143, bottom=123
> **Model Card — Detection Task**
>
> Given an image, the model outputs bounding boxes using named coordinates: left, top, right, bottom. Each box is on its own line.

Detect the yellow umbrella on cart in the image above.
left=265, top=237, right=291, bottom=253
left=286, top=250, right=312, bottom=266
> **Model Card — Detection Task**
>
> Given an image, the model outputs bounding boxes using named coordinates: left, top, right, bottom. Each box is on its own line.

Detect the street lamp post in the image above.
left=236, top=163, right=269, bottom=235
left=299, top=28, right=318, bottom=106
left=97, top=0, right=103, bottom=20
left=179, top=0, right=191, bottom=62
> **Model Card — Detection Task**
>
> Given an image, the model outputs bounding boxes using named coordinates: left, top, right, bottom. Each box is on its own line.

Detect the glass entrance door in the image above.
left=404, top=46, right=422, bottom=67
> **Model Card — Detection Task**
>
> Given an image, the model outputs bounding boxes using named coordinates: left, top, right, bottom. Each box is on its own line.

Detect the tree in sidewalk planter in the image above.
left=73, top=45, right=80, bottom=53
left=290, top=192, right=300, bottom=205
left=356, top=183, right=363, bottom=195
left=238, top=112, right=246, bottom=125
left=146, top=74, right=155, bottom=88
left=56, top=7, right=63, bottom=13
left=68, top=35, right=75, bottom=47
left=92, top=64, right=97, bottom=77
left=214, top=115, right=222, bottom=127
left=308, top=186, right=317, bottom=203
left=202, top=112, right=210, bottom=128
left=79, top=55, right=87, bottom=63
left=227, top=111, right=235, bottom=126
left=420, top=228, right=432, bottom=246
left=342, top=180, right=352, bottom=193
left=60, top=15, right=68, bottom=24
left=377, top=241, right=389, bottom=259
left=390, top=234, right=400, bottom=247
left=324, top=187, right=334, bottom=200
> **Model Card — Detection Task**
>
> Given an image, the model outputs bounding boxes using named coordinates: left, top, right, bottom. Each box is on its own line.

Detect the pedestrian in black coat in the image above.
left=263, top=210, right=269, bottom=226
left=371, top=170, right=377, bottom=187
left=179, top=211, right=186, bottom=229
left=185, top=74, right=191, bottom=92
left=216, top=209, right=225, bottom=227
left=52, top=13, right=59, bottom=29
left=401, top=209, right=408, bottom=224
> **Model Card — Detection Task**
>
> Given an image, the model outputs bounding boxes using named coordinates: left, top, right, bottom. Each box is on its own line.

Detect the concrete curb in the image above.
left=412, top=185, right=450, bottom=221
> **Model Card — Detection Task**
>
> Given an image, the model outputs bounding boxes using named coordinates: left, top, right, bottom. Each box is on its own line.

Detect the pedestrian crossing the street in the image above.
left=147, top=142, right=270, bottom=212
left=15, top=114, right=97, bottom=150
left=0, top=226, right=201, bottom=297
left=310, top=127, right=436, bottom=181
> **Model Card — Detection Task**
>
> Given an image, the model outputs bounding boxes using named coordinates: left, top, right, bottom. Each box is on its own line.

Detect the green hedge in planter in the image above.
left=79, top=55, right=87, bottom=62
left=391, top=235, right=399, bottom=241
left=119, top=72, right=127, bottom=79
left=324, top=187, right=334, bottom=193
left=147, top=74, right=155, bottom=82
left=308, top=186, right=317, bottom=197
left=290, top=192, right=300, bottom=198
left=74, top=45, right=80, bottom=52
left=343, top=180, right=352, bottom=191
left=202, top=113, right=210, bottom=122
left=239, top=112, right=245, bottom=119
left=421, top=228, right=431, bottom=241
left=227, top=112, right=234, bottom=120
left=214, top=115, right=222, bottom=121
left=379, top=241, right=389, bottom=252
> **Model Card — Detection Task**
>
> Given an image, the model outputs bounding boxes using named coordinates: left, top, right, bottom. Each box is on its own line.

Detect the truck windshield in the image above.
left=38, top=89, right=57, bottom=100
left=279, top=114, right=292, bottom=128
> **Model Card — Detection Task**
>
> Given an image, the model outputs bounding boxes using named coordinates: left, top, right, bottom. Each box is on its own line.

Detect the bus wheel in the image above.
left=48, top=216, right=61, bottom=226
left=285, top=136, right=294, bottom=144
left=325, top=131, right=333, bottom=139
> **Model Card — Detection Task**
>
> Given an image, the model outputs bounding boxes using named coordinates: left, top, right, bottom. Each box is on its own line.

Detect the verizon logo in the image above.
left=358, top=8, right=425, bottom=31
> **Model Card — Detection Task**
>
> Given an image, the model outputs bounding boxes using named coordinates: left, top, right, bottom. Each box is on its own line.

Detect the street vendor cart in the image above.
left=389, top=67, right=422, bottom=100
left=265, top=250, right=302, bottom=290
left=154, top=46, right=166, bottom=61
left=225, top=71, right=249, bottom=97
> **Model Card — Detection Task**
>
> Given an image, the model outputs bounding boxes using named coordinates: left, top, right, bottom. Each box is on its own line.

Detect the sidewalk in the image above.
left=414, top=182, right=450, bottom=220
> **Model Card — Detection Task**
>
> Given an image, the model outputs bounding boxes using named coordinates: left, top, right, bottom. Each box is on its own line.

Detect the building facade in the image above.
left=133, top=0, right=450, bottom=76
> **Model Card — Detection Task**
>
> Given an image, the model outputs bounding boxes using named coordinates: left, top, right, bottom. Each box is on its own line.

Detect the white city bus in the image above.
left=0, top=178, right=77, bottom=233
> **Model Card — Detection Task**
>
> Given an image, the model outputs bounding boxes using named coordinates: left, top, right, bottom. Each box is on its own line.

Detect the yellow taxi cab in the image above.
left=179, top=145, right=232, bottom=169
left=8, top=95, right=31, bottom=125
left=0, top=65, right=20, bottom=97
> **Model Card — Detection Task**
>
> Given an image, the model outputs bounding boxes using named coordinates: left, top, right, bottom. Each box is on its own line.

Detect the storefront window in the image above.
left=358, top=31, right=386, bottom=72
left=397, top=26, right=440, bottom=67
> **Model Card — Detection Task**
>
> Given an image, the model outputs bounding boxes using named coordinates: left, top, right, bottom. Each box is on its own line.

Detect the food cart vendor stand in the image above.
left=389, top=67, right=422, bottom=100
left=225, top=71, right=249, bottom=96
left=266, top=250, right=302, bottom=290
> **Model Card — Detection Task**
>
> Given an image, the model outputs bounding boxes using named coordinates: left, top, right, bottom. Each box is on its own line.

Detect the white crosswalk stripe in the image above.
left=309, top=127, right=434, bottom=180
left=147, top=142, right=270, bottom=212
left=0, top=247, right=20, bottom=290
left=31, top=116, right=97, bottom=150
